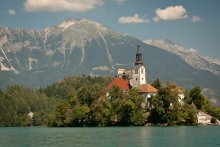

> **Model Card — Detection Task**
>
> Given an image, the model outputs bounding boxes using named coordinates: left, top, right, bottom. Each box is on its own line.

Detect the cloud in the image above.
left=8, top=9, right=16, bottom=15
left=24, top=0, right=104, bottom=12
left=118, top=14, right=150, bottom=24
left=153, top=5, right=188, bottom=22
left=191, top=16, right=201, bottom=22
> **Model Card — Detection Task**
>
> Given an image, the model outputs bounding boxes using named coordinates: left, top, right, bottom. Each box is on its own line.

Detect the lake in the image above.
left=0, top=126, right=220, bottom=147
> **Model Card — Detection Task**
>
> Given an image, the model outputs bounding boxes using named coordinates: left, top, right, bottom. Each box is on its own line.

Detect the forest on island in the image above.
left=0, top=76, right=220, bottom=127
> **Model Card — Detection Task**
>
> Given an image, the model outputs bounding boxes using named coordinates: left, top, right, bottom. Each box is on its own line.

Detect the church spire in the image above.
left=135, top=44, right=143, bottom=65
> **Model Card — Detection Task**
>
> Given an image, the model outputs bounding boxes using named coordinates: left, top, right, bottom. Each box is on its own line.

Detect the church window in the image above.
left=135, top=69, right=138, bottom=74
left=136, top=78, right=138, bottom=81
left=141, top=69, right=144, bottom=74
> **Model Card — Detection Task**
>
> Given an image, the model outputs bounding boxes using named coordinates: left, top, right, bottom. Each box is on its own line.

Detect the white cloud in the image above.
left=24, top=0, right=104, bottom=12
left=118, top=14, right=150, bottom=24
left=153, top=5, right=188, bottom=22
left=8, top=9, right=16, bottom=15
left=191, top=16, right=201, bottom=22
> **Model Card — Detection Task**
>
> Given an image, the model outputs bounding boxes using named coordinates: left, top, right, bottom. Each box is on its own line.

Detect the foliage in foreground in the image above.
left=0, top=76, right=220, bottom=127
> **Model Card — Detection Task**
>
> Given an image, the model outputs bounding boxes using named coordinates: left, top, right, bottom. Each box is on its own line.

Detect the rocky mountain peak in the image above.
left=144, top=39, right=220, bottom=75
left=59, top=19, right=77, bottom=29
left=58, top=18, right=109, bottom=32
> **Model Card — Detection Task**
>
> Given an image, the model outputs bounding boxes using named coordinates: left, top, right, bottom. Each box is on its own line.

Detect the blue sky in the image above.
left=0, top=0, right=220, bottom=60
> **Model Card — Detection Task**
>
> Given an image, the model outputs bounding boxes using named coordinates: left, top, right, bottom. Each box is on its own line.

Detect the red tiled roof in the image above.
left=107, top=78, right=131, bottom=90
left=137, top=84, right=158, bottom=93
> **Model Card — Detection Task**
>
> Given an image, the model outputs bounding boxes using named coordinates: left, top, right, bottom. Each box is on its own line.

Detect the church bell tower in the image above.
left=130, top=44, right=147, bottom=87
left=135, top=44, right=143, bottom=66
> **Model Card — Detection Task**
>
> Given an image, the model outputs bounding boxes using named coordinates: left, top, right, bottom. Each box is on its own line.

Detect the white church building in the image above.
left=108, top=44, right=158, bottom=109
left=129, top=44, right=147, bottom=87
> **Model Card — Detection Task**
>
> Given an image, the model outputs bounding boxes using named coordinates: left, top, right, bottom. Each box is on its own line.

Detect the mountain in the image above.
left=143, top=39, right=220, bottom=104
left=0, top=18, right=220, bottom=103
left=144, top=39, right=220, bottom=76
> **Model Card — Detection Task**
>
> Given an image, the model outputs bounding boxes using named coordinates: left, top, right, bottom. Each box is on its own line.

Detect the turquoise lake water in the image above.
left=0, top=126, right=220, bottom=147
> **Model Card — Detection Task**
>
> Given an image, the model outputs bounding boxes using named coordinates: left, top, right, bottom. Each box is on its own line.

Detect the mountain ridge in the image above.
left=0, top=18, right=220, bottom=104
left=144, top=39, right=220, bottom=76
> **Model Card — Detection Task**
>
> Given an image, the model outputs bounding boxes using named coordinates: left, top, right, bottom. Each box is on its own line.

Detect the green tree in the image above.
left=72, top=105, right=90, bottom=126
left=0, top=85, right=56, bottom=127
left=182, top=104, right=198, bottom=125
left=90, top=99, right=112, bottom=126
left=189, top=86, right=211, bottom=111
left=51, top=101, right=72, bottom=127
left=211, top=117, right=217, bottom=124
left=32, top=112, right=44, bottom=126
left=152, top=78, right=163, bottom=89
left=149, top=84, right=197, bottom=126
left=77, top=85, right=101, bottom=106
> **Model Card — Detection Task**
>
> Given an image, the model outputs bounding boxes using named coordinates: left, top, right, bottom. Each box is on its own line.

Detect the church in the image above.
left=107, top=44, right=158, bottom=109
left=107, top=44, right=220, bottom=124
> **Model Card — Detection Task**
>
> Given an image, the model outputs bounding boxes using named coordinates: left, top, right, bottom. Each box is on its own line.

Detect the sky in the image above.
left=0, top=0, right=220, bottom=60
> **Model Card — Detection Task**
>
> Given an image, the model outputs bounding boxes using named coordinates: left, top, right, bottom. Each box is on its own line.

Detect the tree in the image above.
left=149, top=84, right=197, bottom=126
left=77, top=85, right=101, bottom=106
left=152, top=78, right=163, bottom=89
left=207, top=106, right=220, bottom=120
left=189, top=86, right=211, bottom=111
left=0, top=85, right=56, bottom=127
left=52, top=101, right=72, bottom=127
left=128, top=89, right=144, bottom=109
left=72, top=105, right=90, bottom=126
left=131, top=111, right=147, bottom=126
left=211, top=117, right=217, bottom=124
left=117, top=99, right=136, bottom=125
left=32, top=112, right=44, bottom=126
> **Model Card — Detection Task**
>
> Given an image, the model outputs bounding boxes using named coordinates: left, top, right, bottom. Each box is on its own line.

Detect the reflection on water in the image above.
left=0, top=127, right=220, bottom=147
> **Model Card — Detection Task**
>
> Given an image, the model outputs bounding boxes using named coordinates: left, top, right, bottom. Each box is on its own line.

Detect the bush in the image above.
left=211, top=117, right=217, bottom=124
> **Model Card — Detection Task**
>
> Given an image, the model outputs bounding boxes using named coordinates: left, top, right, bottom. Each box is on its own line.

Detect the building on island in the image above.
left=170, top=86, right=185, bottom=105
left=107, top=78, right=131, bottom=91
left=107, top=44, right=158, bottom=109
left=107, top=44, right=220, bottom=125
left=137, top=84, right=158, bottom=109
left=130, top=44, right=147, bottom=87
